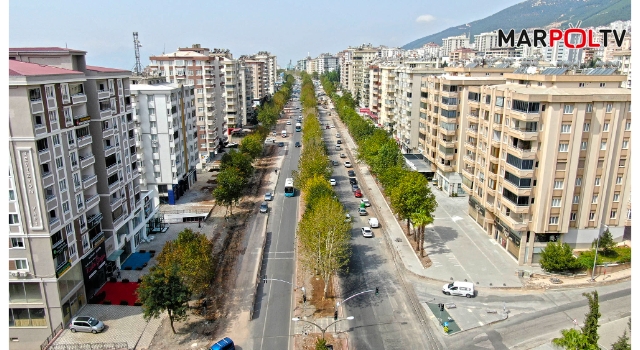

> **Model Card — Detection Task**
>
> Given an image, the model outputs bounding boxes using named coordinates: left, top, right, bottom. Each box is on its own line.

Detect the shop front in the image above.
left=468, top=196, right=486, bottom=229
left=81, top=242, right=107, bottom=300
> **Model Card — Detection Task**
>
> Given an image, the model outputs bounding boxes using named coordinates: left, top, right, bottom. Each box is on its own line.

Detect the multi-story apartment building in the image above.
left=313, top=53, right=339, bottom=75
left=352, top=45, right=381, bottom=105
left=8, top=47, right=158, bottom=350
left=252, top=51, right=278, bottom=96
left=461, top=68, right=631, bottom=265
left=243, top=58, right=267, bottom=101
left=442, top=34, right=470, bottom=56
left=338, top=48, right=354, bottom=90
left=473, top=31, right=500, bottom=53
left=612, top=50, right=631, bottom=88
left=368, top=61, right=401, bottom=131
left=130, top=83, right=198, bottom=205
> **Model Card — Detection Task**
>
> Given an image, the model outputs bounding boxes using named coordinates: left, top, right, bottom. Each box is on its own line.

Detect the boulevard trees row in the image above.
left=294, top=73, right=351, bottom=298
left=320, top=76, right=437, bottom=256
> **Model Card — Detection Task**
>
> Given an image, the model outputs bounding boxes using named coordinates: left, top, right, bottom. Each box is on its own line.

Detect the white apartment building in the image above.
left=442, top=34, right=471, bottom=56
left=473, top=31, right=500, bottom=53
left=612, top=50, right=631, bottom=88
left=338, top=48, right=354, bottom=90
left=131, top=83, right=198, bottom=205
left=148, top=44, right=227, bottom=166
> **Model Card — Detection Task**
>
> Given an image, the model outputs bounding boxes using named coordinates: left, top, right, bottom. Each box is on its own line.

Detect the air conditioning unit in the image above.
left=10, top=272, right=18, bottom=277
left=19, top=272, right=28, bottom=277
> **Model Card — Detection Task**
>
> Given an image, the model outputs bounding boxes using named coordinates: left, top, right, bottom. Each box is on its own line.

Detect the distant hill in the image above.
left=403, top=0, right=630, bottom=49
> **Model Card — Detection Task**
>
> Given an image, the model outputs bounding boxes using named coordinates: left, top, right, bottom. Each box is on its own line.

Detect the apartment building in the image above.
left=338, top=48, right=354, bottom=90
left=612, top=50, right=631, bottom=88
left=8, top=47, right=158, bottom=350
left=419, top=67, right=511, bottom=193
left=148, top=44, right=226, bottom=166
left=130, top=83, right=198, bottom=205
left=461, top=68, right=631, bottom=265
left=368, top=61, right=400, bottom=131
left=352, top=45, right=381, bottom=105
left=449, top=48, right=478, bottom=64
left=442, top=34, right=470, bottom=56
left=243, top=58, right=267, bottom=101
left=252, top=51, right=278, bottom=96
left=473, top=31, right=500, bottom=53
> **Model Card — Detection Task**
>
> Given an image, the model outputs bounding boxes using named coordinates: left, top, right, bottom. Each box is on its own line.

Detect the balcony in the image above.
left=31, top=99, right=44, bottom=114
left=100, top=109, right=112, bottom=119
left=507, top=144, right=537, bottom=159
left=77, top=134, right=92, bottom=148
left=85, top=194, right=100, bottom=209
left=106, top=162, right=119, bottom=176
left=439, top=138, right=456, bottom=148
left=499, top=211, right=529, bottom=231
left=82, top=174, right=98, bottom=189
left=90, top=231, right=105, bottom=248
left=108, top=179, right=121, bottom=191
left=110, top=196, right=122, bottom=210
left=72, top=93, right=87, bottom=104
left=104, top=145, right=116, bottom=157
left=507, top=126, right=538, bottom=141
left=87, top=212, right=103, bottom=229
left=34, top=123, right=47, bottom=136
left=73, top=114, right=91, bottom=127
left=97, top=90, right=110, bottom=100
left=49, top=217, right=60, bottom=230
left=102, top=127, right=114, bottom=138
left=509, top=109, right=540, bottom=122
left=38, top=149, right=51, bottom=163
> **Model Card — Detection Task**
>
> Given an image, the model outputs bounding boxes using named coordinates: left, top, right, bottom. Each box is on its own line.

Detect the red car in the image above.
left=354, top=189, right=363, bottom=198
left=326, top=125, right=330, bottom=129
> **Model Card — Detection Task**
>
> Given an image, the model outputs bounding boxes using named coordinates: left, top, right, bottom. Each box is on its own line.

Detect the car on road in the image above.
left=361, top=227, right=373, bottom=238
left=286, top=121, right=292, bottom=125
left=227, top=143, right=238, bottom=148
left=335, top=145, right=341, bottom=150
left=358, top=207, right=367, bottom=216
left=331, top=160, right=339, bottom=166
left=354, top=189, right=363, bottom=198
left=361, top=198, right=370, bottom=207
left=259, top=202, right=268, bottom=213
left=368, top=217, right=379, bottom=228
left=264, top=192, right=273, bottom=201
left=344, top=161, right=352, bottom=168
left=442, top=281, right=475, bottom=298
left=69, top=316, right=105, bottom=334
left=337, top=140, right=342, bottom=144
left=277, top=142, right=285, bottom=147
left=351, top=184, right=359, bottom=192
left=271, top=131, right=277, bottom=136
left=330, top=178, right=337, bottom=186
left=330, top=125, right=335, bottom=128
left=345, top=213, right=352, bottom=222
left=326, top=125, right=330, bottom=129
left=336, top=133, right=341, bottom=138
left=340, top=153, right=347, bottom=158
left=210, top=337, right=235, bottom=350
left=295, top=141, right=301, bottom=147
left=347, top=170, right=356, bottom=177
left=349, top=178, right=357, bottom=185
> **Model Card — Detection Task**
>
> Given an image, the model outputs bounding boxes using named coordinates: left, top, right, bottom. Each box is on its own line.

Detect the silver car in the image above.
left=70, top=316, right=105, bottom=334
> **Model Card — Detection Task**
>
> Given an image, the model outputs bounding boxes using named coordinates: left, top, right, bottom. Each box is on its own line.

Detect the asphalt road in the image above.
left=250, top=95, right=303, bottom=350
left=319, top=100, right=439, bottom=350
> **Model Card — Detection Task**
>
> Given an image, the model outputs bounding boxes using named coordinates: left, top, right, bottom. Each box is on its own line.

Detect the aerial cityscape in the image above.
left=7, top=1, right=633, bottom=350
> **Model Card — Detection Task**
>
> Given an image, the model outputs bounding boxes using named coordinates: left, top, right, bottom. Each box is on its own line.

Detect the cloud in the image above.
left=416, top=14, right=436, bottom=24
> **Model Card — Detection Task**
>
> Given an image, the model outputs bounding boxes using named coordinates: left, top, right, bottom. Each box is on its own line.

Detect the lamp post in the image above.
left=292, top=316, right=354, bottom=340
left=591, top=224, right=609, bottom=281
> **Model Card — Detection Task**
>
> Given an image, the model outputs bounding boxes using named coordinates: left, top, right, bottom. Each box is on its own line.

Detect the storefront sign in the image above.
left=18, top=149, right=43, bottom=230
left=74, top=115, right=91, bottom=126
left=81, top=242, right=106, bottom=279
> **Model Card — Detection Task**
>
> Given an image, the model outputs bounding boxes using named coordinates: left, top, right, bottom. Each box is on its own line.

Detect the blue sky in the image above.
left=10, top=0, right=522, bottom=70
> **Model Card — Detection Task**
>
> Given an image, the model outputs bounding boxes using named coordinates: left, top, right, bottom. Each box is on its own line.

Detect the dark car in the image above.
left=347, top=170, right=356, bottom=177
left=337, top=140, right=342, bottom=144
left=351, top=184, right=359, bottom=192
left=278, top=142, right=285, bottom=147
left=349, top=178, right=358, bottom=185
left=295, top=141, right=301, bottom=147
left=326, top=125, right=330, bottom=129
left=332, top=160, right=339, bottom=166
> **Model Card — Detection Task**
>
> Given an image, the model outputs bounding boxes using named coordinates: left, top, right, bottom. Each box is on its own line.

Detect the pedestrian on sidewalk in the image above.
left=275, top=169, right=278, bottom=174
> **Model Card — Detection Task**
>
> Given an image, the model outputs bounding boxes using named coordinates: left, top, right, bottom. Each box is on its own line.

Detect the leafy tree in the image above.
left=239, top=134, right=264, bottom=159
left=212, top=168, right=245, bottom=216
left=298, top=197, right=351, bottom=298
left=302, top=175, right=334, bottom=210
left=220, top=150, right=254, bottom=179
left=390, top=171, right=435, bottom=233
left=411, top=210, right=433, bottom=257
left=156, top=228, right=215, bottom=296
left=611, top=330, right=630, bottom=350
left=315, top=338, right=329, bottom=350
left=593, top=229, right=616, bottom=255
left=377, top=166, right=405, bottom=191
left=137, top=264, right=191, bottom=334
left=552, top=328, right=599, bottom=350
left=582, top=290, right=600, bottom=346
left=539, top=242, right=580, bottom=272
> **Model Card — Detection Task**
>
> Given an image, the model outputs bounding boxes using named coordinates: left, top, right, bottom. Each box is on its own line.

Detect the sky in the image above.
left=10, top=0, right=523, bottom=70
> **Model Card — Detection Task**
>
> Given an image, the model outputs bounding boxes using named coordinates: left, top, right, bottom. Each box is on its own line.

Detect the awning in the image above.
left=107, top=249, right=125, bottom=262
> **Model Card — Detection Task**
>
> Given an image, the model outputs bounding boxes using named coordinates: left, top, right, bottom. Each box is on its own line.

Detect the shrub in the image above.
left=616, top=247, right=631, bottom=263
left=120, top=300, right=129, bottom=306
left=122, top=278, right=130, bottom=283
left=576, top=250, right=602, bottom=269
left=540, top=242, right=581, bottom=272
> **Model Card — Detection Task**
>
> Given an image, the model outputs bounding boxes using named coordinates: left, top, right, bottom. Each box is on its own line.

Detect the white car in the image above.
left=345, top=213, right=352, bottom=223
left=442, top=281, right=475, bottom=298
left=344, top=161, right=352, bottom=168
left=330, top=125, right=335, bottom=128
left=361, top=198, right=370, bottom=207
left=286, top=121, right=292, bottom=125
left=361, top=227, right=373, bottom=238
left=330, top=178, right=337, bottom=186
left=368, top=217, right=379, bottom=228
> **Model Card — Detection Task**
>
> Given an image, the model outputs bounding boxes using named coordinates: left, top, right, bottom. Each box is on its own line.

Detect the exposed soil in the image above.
left=296, top=332, right=348, bottom=350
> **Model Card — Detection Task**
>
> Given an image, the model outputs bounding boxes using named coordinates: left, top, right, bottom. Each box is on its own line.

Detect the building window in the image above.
left=55, top=157, right=64, bottom=169
left=592, top=194, right=598, bottom=204
left=52, top=134, right=60, bottom=146
left=625, top=122, right=631, bottom=131
left=563, top=105, right=574, bottom=114
left=196, top=88, right=203, bottom=94
left=59, top=179, right=67, bottom=192
left=561, top=124, right=571, bottom=133
left=619, top=159, right=626, bottom=167
left=617, top=176, right=623, bottom=184
left=569, top=212, right=576, bottom=221
left=554, top=180, right=564, bottom=189
left=9, top=308, right=46, bottom=327
left=610, top=210, right=617, bottom=219
left=9, top=190, right=15, bottom=201
left=586, top=104, right=593, bottom=113
left=613, top=193, right=620, bottom=202
left=600, top=83, right=606, bottom=87
left=68, top=242, right=77, bottom=257
left=10, top=238, right=24, bottom=249
left=81, top=234, right=89, bottom=251
left=589, top=212, right=596, bottom=221
left=575, top=177, right=582, bottom=186
left=62, top=201, right=70, bottom=213
left=578, top=82, right=585, bottom=87
left=603, top=123, right=609, bottom=132
left=573, top=195, right=579, bottom=204
left=600, top=141, right=607, bottom=150
left=551, top=198, right=561, bottom=207
left=581, top=141, right=588, bottom=150
left=583, top=123, right=590, bottom=132
left=606, top=103, right=613, bottom=113
left=559, top=143, right=569, bottom=152
left=9, top=214, right=19, bottom=225
left=622, top=139, right=629, bottom=149
left=10, top=259, right=28, bottom=271
left=549, top=216, right=559, bottom=225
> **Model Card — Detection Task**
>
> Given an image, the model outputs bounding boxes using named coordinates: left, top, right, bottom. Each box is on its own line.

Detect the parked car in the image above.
left=326, top=125, right=330, bottom=129
left=361, top=198, right=370, bottom=207
left=358, top=207, right=367, bottom=216
left=337, top=140, right=342, bottom=144
left=330, top=125, right=335, bottom=128
left=264, top=192, right=273, bottom=201
left=345, top=213, right=352, bottom=222
left=347, top=170, right=356, bottom=177
left=278, top=142, right=285, bottom=147
left=295, top=141, right=301, bottom=147
left=349, top=178, right=358, bottom=185
left=368, top=217, right=379, bottom=228
left=344, top=161, right=352, bottom=168
left=330, top=178, right=337, bottom=186
left=335, top=145, right=341, bottom=150
left=210, top=337, right=235, bottom=350
left=361, top=227, right=373, bottom=238
left=351, top=184, right=359, bottom=192
left=332, top=160, right=339, bottom=166
left=286, top=121, right=292, bottom=125
left=442, top=281, right=475, bottom=298
left=259, top=202, right=268, bottom=213
left=340, top=153, right=347, bottom=158
left=336, top=133, right=341, bottom=138
left=69, top=316, right=105, bottom=334
left=354, top=189, right=363, bottom=198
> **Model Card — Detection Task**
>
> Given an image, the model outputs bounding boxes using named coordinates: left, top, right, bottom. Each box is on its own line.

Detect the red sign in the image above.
left=359, top=108, right=371, bottom=113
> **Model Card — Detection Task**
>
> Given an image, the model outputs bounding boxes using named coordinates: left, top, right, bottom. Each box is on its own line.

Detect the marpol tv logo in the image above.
left=498, top=21, right=627, bottom=49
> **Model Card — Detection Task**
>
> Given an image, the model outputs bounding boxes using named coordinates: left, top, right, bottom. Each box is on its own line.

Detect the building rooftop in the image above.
left=494, top=84, right=631, bottom=97
left=86, top=65, right=130, bottom=73
left=9, top=60, right=83, bottom=76
left=9, top=47, right=86, bottom=54
left=130, top=83, right=185, bottom=91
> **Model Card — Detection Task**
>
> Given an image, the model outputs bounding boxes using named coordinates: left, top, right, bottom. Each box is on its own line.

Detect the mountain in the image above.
left=402, top=0, right=630, bottom=49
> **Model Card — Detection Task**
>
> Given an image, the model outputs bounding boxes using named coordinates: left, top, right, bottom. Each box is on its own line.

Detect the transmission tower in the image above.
left=132, top=32, right=143, bottom=76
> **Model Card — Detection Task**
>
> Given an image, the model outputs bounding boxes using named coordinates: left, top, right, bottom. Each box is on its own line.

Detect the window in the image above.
left=573, top=195, right=579, bottom=204
left=10, top=238, right=24, bottom=249
left=81, top=234, right=89, bottom=251
left=625, top=122, right=631, bottom=131
left=11, top=259, right=28, bottom=271
left=578, top=82, right=585, bottom=87
left=613, top=193, right=620, bottom=202
left=554, top=180, right=564, bottom=189
left=589, top=212, right=596, bottom=221
left=561, top=124, right=571, bottom=133
left=575, top=177, right=582, bottom=186
left=583, top=123, right=590, bottom=132
left=619, top=159, right=626, bottom=167
left=549, top=216, right=559, bottom=224
left=55, top=157, right=64, bottom=169
left=622, top=139, right=629, bottom=149
left=59, top=179, right=67, bottom=192
left=73, top=173, right=80, bottom=188
left=10, top=283, right=44, bottom=302
left=52, top=134, right=60, bottom=146
left=68, top=242, right=77, bottom=257
left=65, top=223, right=74, bottom=236
left=154, top=172, right=161, bottom=179
left=551, top=198, right=561, bottom=207
left=9, top=190, right=15, bottom=201
left=603, top=123, right=609, bottom=132
left=198, top=107, right=204, bottom=112
left=9, top=308, right=46, bottom=327
left=9, top=214, right=19, bottom=225
left=586, top=104, right=593, bottom=113
left=606, top=103, right=613, bottom=113
left=67, top=130, right=75, bottom=145
left=62, top=201, right=70, bottom=213
left=592, top=194, right=598, bottom=204
left=563, top=105, right=574, bottom=114
left=581, top=141, right=588, bottom=150
left=76, top=194, right=83, bottom=209
left=570, top=212, right=577, bottom=221
left=495, top=97, right=504, bottom=107
left=617, top=176, right=623, bottom=184
left=600, top=141, right=607, bottom=150
left=559, top=143, right=569, bottom=152
left=196, top=88, right=203, bottom=94
left=600, top=83, right=606, bottom=87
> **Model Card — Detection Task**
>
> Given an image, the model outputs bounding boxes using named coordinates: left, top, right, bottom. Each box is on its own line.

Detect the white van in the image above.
left=282, top=130, right=287, bottom=138
left=442, top=281, right=474, bottom=298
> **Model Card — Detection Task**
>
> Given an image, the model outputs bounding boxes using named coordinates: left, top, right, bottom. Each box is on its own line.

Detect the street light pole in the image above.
left=292, top=316, right=354, bottom=340
left=591, top=224, right=609, bottom=281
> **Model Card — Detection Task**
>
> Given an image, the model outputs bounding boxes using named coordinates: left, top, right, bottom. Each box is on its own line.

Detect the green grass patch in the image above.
left=576, top=246, right=631, bottom=269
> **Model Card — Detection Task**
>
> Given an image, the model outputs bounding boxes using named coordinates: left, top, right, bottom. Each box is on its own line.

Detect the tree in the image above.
left=315, top=338, right=329, bottom=350
left=220, top=150, right=254, bottom=179
left=552, top=328, right=599, bottom=350
left=539, top=242, right=580, bottom=272
left=302, top=175, right=334, bottom=210
left=156, top=228, right=215, bottom=296
left=137, top=264, right=191, bottom=334
left=239, top=134, right=264, bottom=159
left=610, top=319, right=631, bottom=350
left=593, top=229, right=616, bottom=255
left=390, top=171, right=436, bottom=234
left=581, top=290, right=600, bottom=346
left=411, top=210, right=434, bottom=257
left=212, top=168, right=245, bottom=216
